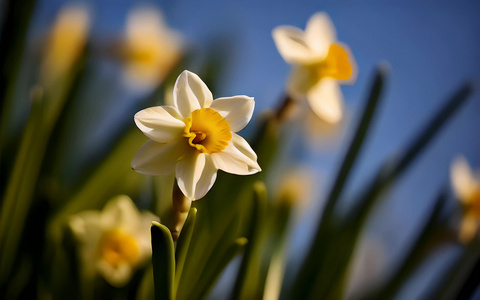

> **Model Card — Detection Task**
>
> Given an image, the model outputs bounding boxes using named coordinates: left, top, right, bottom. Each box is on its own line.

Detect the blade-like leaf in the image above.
left=174, top=208, right=197, bottom=294
left=324, top=81, right=473, bottom=299
left=232, top=181, right=267, bottom=300
left=151, top=221, right=175, bottom=300
left=364, top=187, right=449, bottom=299
left=194, top=237, right=248, bottom=299
left=288, top=64, right=388, bottom=299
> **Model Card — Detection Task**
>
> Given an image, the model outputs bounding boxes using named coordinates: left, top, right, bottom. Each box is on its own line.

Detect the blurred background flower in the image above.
left=69, top=195, right=158, bottom=287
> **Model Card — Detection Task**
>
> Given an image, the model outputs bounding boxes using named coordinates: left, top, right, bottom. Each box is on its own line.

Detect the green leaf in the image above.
left=325, top=80, right=473, bottom=299
left=288, top=64, right=388, bottom=299
left=365, top=188, right=449, bottom=299
left=194, top=237, right=248, bottom=299
left=151, top=221, right=175, bottom=300
left=174, top=208, right=197, bottom=294
left=232, top=181, right=267, bottom=300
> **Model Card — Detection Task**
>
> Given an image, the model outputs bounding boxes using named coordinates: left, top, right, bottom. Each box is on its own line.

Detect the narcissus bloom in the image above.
left=451, top=156, right=480, bottom=243
left=40, top=4, right=90, bottom=85
left=132, top=70, right=261, bottom=200
left=272, top=12, right=356, bottom=123
left=69, top=195, right=158, bottom=287
left=122, top=6, right=183, bottom=90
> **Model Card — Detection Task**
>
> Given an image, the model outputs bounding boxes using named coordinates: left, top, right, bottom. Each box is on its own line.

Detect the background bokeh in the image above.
left=12, top=0, right=480, bottom=298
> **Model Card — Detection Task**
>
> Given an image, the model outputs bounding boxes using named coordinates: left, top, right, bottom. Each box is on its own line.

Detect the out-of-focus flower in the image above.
left=40, top=4, right=90, bottom=85
left=69, top=195, right=158, bottom=287
left=132, top=70, right=261, bottom=200
left=122, top=6, right=183, bottom=90
left=272, top=12, right=356, bottom=123
left=275, top=167, right=313, bottom=208
left=451, top=156, right=480, bottom=243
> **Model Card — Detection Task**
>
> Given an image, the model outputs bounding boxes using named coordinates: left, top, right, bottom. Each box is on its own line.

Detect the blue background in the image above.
left=30, top=0, right=480, bottom=298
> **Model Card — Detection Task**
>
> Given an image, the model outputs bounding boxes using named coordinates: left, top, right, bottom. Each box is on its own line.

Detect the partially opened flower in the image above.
left=122, top=6, right=183, bottom=90
left=272, top=12, right=356, bottom=123
left=132, top=70, right=261, bottom=200
left=451, top=156, right=480, bottom=243
left=40, top=4, right=90, bottom=85
left=69, top=195, right=158, bottom=287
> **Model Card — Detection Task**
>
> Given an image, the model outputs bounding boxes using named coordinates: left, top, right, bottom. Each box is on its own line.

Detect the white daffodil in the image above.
left=272, top=12, right=356, bottom=123
left=132, top=70, right=261, bottom=200
left=69, top=195, right=158, bottom=287
left=122, top=6, right=183, bottom=90
left=451, top=156, right=480, bottom=243
left=40, top=4, right=90, bottom=86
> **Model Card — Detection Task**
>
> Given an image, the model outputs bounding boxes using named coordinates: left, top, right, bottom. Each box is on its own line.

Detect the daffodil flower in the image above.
left=272, top=12, right=356, bottom=123
left=451, top=156, right=480, bottom=243
left=122, top=6, right=183, bottom=90
left=132, top=70, right=261, bottom=200
left=69, top=195, right=158, bottom=287
left=40, top=4, right=90, bottom=85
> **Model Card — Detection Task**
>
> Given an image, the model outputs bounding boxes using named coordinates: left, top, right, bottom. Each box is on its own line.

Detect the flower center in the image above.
left=465, top=188, right=480, bottom=218
left=183, top=108, right=232, bottom=154
left=99, top=229, right=139, bottom=268
left=308, top=43, right=353, bottom=83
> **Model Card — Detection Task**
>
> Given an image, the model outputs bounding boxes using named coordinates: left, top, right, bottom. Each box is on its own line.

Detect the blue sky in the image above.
left=31, top=0, right=480, bottom=297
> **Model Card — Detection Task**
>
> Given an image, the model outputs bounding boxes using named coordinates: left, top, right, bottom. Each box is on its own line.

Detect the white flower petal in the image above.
left=100, top=195, right=141, bottom=229
left=134, top=106, right=184, bottom=143
left=451, top=156, right=479, bottom=203
left=97, top=260, right=132, bottom=287
left=211, top=133, right=261, bottom=175
left=305, top=12, right=337, bottom=59
left=176, top=152, right=218, bottom=200
left=272, top=26, right=320, bottom=65
left=287, top=65, right=313, bottom=97
left=131, top=139, right=185, bottom=176
left=173, top=70, right=213, bottom=117
left=306, top=78, right=343, bottom=124
left=209, top=96, right=255, bottom=132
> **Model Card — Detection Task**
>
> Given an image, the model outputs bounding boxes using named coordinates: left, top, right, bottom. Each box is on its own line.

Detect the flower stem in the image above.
left=169, top=181, right=192, bottom=241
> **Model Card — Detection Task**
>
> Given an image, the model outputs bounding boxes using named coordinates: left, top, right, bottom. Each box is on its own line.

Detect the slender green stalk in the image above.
left=174, top=208, right=197, bottom=294
left=322, top=81, right=473, bottom=299
left=194, top=237, right=248, bottom=299
left=288, top=65, right=387, bottom=299
left=232, top=181, right=267, bottom=300
left=364, top=188, right=449, bottom=299
left=151, top=221, right=175, bottom=300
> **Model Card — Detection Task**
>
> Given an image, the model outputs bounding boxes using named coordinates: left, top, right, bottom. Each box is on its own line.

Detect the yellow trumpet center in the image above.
left=465, top=188, right=480, bottom=218
left=99, top=229, right=140, bottom=268
left=183, top=108, right=232, bottom=154
left=307, top=43, right=353, bottom=84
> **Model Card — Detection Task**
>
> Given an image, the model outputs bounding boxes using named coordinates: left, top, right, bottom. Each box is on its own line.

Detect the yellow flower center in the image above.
left=183, top=108, right=232, bottom=154
left=99, top=229, right=139, bottom=268
left=307, top=43, right=353, bottom=84
left=465, top=188, right=480, bottom=218
left=127, top=47, right=158, bottom=65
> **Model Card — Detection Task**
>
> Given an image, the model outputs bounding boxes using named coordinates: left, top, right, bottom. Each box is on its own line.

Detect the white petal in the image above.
left=287, top=65, right=313, bottom=97
left=209, top=96, right=254, bottom=132
left=132, top=139, right=185, bottom=176
left=306, top=78, right=343, bottom=124
left=305, top=12, right=337, bottom=59
left=97, top=260, right=132, bottom=287
left=272, top=26, right=321, bottom=65
left=211, top=133, right=261, bottom=175
left=451, top=156, right=479, bottom=203
left=100, top=195, right=141, bottom=229
left=173, top=70, right=213, bottom=117
left=134, top=106, right=184, bottom=143
left=175, top=152, right=218, bottom=200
